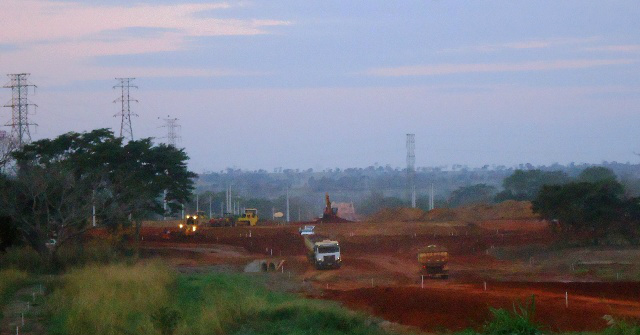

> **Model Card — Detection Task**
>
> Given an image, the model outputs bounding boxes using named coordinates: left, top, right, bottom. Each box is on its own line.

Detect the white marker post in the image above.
left=371, top=278, right=374, bottom=287
left=421, top=275, right=424, bottom=289
left=484, top=281, right=487, bottom=291
left=565, top=291, right=568, bottom=308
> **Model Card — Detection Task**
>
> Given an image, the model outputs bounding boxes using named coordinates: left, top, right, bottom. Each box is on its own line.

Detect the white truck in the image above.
left=303, top=235, right=341, bottom=270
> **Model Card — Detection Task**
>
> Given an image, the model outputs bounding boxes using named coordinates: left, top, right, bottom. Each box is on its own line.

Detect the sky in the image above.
left=1, top=0, right=639, bottom=173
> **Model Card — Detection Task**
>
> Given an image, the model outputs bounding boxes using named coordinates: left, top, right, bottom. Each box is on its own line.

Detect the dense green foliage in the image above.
left=495, top=169, right=570, bottom=201
left=0, top=129, right=196, bottom=259
left=532, top=168, right=640, bottom=244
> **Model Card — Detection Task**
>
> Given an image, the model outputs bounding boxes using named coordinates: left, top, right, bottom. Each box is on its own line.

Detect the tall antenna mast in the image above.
left=406, top=133, right=416, bottom=208
left=3, top=73, right=37, bottom=147
left=160, top=115, right=181, bottom=147
left=113, top=78, right=138, bottom=141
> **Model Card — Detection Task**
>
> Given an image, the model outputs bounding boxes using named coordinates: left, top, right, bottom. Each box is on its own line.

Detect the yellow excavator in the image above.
left=236, top=208, right=259, bottom=226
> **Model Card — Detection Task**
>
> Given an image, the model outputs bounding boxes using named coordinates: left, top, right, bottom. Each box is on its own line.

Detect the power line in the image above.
left=159, top=115, right=181, bottom=147
left=3, top=73, right=37, bottom=147
left=113, top=78, right=138, bottom=141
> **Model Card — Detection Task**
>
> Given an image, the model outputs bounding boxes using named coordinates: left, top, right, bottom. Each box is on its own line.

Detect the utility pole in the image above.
left=113, top=78, right=138, bottom=141
left=406, top=134, right=416, bottom=208
left=209, top=195, right=212, bottom=218
left=3, top=73, right=37, bottom=147
left=163, top=189, right=167, bottom=220
left=429, top=183, right=435, bottom=210
left=159, top=115, right=180, bottom=147
left=286, top=187, right=290, bottom=223
left=196, top=193, right=199, bottom=212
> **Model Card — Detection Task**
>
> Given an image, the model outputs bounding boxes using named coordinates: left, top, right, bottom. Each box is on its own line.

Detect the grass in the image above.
left=47, top=262, right=173, bottom=335
left=456, top=296, right=542, bottom=335
left=172, top=273, right=384, bottom=335
left=45, top=263, right=389, bottom=335
left=0, top=269, right=30, bottom=320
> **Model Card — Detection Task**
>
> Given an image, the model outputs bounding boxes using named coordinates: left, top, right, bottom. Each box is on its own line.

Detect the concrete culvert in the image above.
left=261, top=262, right=268, bottom=272
left=268, top=262, right=276, bottom=271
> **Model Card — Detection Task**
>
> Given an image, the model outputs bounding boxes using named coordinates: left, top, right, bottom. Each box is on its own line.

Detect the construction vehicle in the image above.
left=318, top=193, right=351, bottom=223
left=208, top=213, right=236, bottom=227
left=304, top=235, right=341, bottom=269
left=236, top=208, right=258, bottom=226
left=418, top=245, right=449, bottom=279
left=179, top=212, right=205, bottom=236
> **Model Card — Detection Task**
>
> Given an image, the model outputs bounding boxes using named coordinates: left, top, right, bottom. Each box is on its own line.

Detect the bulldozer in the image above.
left=236, top=208, right=259, bottom=226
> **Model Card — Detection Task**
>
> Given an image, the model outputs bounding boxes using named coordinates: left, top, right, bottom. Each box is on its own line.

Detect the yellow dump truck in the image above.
left=418, top=245, right=449, bottom=279
left=236, top=208, right=258, bottom=226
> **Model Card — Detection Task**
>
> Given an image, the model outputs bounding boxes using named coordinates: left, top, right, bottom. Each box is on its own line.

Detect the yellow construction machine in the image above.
left=236, top=208, right=258, bottom=226
left=179, top=211, right=206, bottom=236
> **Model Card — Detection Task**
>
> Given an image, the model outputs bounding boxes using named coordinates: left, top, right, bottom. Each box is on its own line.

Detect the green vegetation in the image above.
left=449, top=184, right=497, bottom=207
left=47, top=263, right=387, bottom=335
left=456, top=296, right=541, bottom=335
left=47, top=262, right=173, bottom=335
left=496, top=169, right=570, bottom=202
left=0, top=129, right=196, bottom=263
left=0, top=269, right=30, bottom=320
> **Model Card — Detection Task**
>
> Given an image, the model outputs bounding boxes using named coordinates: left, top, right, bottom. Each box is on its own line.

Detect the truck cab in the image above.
left=312, top=240, right=341, bottom=269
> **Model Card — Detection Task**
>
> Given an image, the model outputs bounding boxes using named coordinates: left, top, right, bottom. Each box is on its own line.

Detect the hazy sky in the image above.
left=1, top=1, right=639, bottom=172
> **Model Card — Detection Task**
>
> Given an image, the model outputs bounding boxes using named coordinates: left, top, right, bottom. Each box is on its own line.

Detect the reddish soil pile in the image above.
left=368, top=201, right=537, bottom=223
left=324, top=284, right=640, bottom=332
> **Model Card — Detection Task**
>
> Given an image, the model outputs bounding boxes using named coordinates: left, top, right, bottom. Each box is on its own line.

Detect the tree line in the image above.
left=0, top=129, right=196, bottom=263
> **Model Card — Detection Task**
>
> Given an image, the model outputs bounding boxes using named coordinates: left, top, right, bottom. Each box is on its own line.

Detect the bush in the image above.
left=0, top=246, right=46, bottom=273
left=602, top=315, right=640, bottom=335
left=54, top=239, right=124, bottom=270
left=481, top=296, right=541, bottom=335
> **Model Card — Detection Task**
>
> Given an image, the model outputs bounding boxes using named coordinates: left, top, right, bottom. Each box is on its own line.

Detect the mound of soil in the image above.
left=368, top=201, right=537, bottom=223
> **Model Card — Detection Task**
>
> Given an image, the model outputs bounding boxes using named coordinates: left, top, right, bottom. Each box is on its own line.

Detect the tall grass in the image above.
left=47, top=264, right=387, bottom=335
left=0, top=269, right=30, bottom=320
left=172, top=273, right=385, bottom=335
left=47, top=262, right=174, bottom=335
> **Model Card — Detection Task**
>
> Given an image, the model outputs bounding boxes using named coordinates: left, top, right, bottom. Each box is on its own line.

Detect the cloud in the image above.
left=585, top=45, right=640, bottom=52
left=440, top=37, right=599, bottom=54
left=363, top=59, right=637, bottom=77
left=0, top=0, right=291, bottom=85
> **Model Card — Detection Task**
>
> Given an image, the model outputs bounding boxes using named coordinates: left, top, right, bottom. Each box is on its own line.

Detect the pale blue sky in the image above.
left=1, top=0, right=639, bottom=172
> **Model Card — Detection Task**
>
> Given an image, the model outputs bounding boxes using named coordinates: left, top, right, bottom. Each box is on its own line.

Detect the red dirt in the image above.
left=323, top=283, right=640, bottom=332
left=87, top=219, right=640, bottom=333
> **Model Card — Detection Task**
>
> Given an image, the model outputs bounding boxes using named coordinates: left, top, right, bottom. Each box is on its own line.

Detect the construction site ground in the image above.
left=135, top=219, right=640, bottom=333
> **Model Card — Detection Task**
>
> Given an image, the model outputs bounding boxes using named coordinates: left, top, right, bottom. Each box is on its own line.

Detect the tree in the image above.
left=496, top=169, right=569, bottom=201
left=449, top=184, right=496, bottom=207
left=577, top=166, right=617, bottom=184
left=532, top=179, right=632, bottom=242
left=0, top=129, right=196, bottom=260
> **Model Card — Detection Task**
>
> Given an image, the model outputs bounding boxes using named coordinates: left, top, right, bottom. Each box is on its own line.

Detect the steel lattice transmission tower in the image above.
left=113, top=78, right=138, bottom=141
left=160, top=115, right=181, bottom=147
left=406, top=133, right=416, bottom=208
left=3, top=73, right=37, bottom=147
